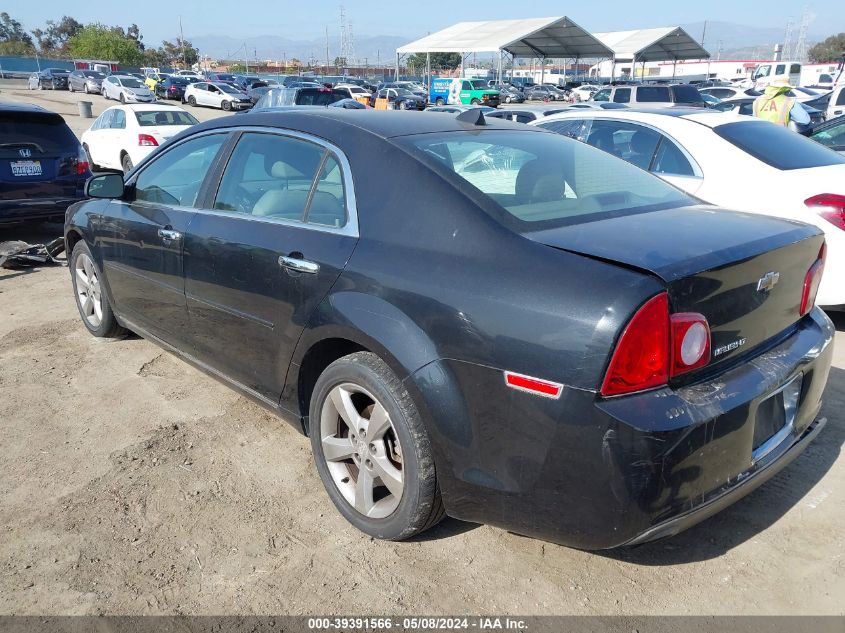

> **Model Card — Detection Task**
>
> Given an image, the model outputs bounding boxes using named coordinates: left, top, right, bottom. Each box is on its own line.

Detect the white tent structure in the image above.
left=593, top=27, right=710, bottom=80
left=396, top=17, right=614, bottom=83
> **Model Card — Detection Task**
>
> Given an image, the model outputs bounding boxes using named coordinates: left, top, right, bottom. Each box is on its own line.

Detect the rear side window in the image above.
left=715, top=121, right=845, bottom=170
left=400, top=130, right=691, bottom=231
left=584, top=120, right=660, bottom=170
left=636, top=87, right=671, bottom=103
left=294, top=89, right=346, bottom=106
left=838, top=90, right=845, bottom=106
left=671, top=85, right=704, bottom=104
left=652, top=138, right=696, bottom=176
left=613, top=88, right=631, bottom=103
left=811, top=120, right=845, bottom=149
left=0, top=112, right=77, bottom=156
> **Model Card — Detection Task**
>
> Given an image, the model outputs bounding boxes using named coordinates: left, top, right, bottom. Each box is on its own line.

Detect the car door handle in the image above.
left=158, top=228, right=182, bottom=242
left=278, top=255, right=319, bottom=274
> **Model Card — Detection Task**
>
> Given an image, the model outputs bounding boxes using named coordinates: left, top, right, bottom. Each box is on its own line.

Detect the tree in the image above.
left=407, top=52, right=462, bottom=72
left=808, top=33, right=845, bottom=63
left=68, top=24, right=144, bottom=65
left=142, top=47, right=169, bottom=68
left=126, top=23, right=144, bottom=51
left=161, top=37, right=198, bottom=67
left=228, top=63, right=246, bottom=73
left=334, top=56, right=348, bottom=67
left=31, top=15, right=82, bottom=56
left=0, top=11, right=35, bottom=53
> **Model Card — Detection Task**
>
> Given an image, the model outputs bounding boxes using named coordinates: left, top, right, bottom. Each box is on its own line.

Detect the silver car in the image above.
left=102, top=75, right=155, bottom=103
left=68, top=70, right=105, bottom=94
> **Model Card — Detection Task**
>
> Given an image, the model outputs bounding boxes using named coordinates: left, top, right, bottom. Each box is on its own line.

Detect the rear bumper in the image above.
left=410, top=308, right=835, bottom=549
left=0, top=197, right=85, bottom=223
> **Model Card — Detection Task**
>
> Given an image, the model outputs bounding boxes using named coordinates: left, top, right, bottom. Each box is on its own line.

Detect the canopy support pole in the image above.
left=497, top=50, right=503, bottom=84
left=461, top=52, right=465, bottom=77
left=426, top=52, right=431, bottom=87
left=395, top=52, right=400, bottom=80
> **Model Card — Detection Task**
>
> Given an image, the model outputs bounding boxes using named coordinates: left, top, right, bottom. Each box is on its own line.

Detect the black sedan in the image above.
left=155, top=76, right=194, bottom=101
left=2, top=103, right=90, bottom=224
left=27, top=68, right=70, bottom=90
left=65, top=110, right=834, bottom=549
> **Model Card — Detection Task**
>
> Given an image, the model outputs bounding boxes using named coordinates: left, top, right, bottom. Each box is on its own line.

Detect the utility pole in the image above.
left=700, top=20, right=707, bottom=48
left=326, top=27, right=330, bottom=75
left=179, top=16, right=186, bottom=68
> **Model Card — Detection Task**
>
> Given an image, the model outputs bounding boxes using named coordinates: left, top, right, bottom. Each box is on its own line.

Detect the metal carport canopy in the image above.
left=396, top=17, right=614, bottom=58
left=592, top=27, right=710, bottom=62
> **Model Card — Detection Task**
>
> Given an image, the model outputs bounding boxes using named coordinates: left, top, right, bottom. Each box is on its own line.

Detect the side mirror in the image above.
left=86, top=173, right=125, bottom=199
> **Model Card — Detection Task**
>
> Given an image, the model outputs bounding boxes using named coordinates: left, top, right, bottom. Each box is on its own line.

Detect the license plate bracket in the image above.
left=752, top=374, right=803, bottom=463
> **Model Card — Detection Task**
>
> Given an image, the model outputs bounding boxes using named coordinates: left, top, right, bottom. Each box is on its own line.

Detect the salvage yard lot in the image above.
left=1, top=80, right=844, bottom=616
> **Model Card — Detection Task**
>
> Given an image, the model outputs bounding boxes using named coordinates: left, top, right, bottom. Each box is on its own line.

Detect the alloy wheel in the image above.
left=74, top=253, right=103, bottom=328
left=319, top=383, right=405, bottom=519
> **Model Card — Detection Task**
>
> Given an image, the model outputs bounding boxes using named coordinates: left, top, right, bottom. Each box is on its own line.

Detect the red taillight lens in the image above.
left=670, top=313, right=711, bottom=377
left=138, top=134, right=159, bottom=147
left=805, top=194, right=845, bottom=231
left=601, top=293, right=670, bottom=397
left=800, top=243, right=827, bottom=316
left=76, top=145, right=89, bottom=175
left=170, top=86, right=177, bottom=92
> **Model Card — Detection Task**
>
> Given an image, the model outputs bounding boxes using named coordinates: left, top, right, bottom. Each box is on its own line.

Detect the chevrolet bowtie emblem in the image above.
left=757, top=271, right=780, bottom=292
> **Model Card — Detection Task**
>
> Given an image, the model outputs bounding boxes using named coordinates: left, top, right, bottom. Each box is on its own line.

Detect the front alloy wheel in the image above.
left=310, top=352, right=445, bottom=540
left=74, top=252, right=103, bottom=328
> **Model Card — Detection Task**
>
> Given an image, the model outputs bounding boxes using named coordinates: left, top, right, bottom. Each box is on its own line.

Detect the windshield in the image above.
left=134, top=110, right=199, bottom=126
left=715, top=121, right=845, bottom=170
left=83, top=71, right=104, bottom=78
left=398, top=130, right=692, bottom=231
left=120, top=77, right=144, bottom=88
left=217, top=83, right=241, bottom=94
left=394, top=88, right=413, bottom=96
left=469, top=81, right=489, bottom=90
left=214, top=74, right=236, bottom=81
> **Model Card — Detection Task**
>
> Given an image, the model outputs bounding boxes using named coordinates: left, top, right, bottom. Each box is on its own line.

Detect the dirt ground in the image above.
left=1, top=81, right=844, bottom=617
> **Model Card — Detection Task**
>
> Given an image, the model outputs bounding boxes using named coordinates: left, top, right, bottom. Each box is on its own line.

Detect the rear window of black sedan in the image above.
left=398, top=130, right=692, bottom=229
left=714, top=120, right=845, bottom=170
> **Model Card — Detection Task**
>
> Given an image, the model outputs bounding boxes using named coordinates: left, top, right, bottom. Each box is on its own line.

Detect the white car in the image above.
left=81, top=104, right=199, bottom=174
left=102, top=75, right=156, bottom=103
left=334, top=83, right=372, bottom=100
left=701, top=85, right=823, bottom=104
left=530, top=109, right=845, bottom=308
left=175, top=70, right=204, bottom=80
left=570, top=85, right=599, bottom=102
left=183, top=81, right=252, bottom=111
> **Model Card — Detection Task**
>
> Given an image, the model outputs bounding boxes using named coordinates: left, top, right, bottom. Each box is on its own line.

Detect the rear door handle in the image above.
left=278, top=255, right=319, bottom=274
left=158, top=228, right=182, bottom=242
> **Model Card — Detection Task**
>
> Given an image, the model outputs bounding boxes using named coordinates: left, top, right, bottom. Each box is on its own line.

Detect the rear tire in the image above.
left=69, top=241, right=126, bottom=339
left=119, top=93, right=125, bottom=104
left=309, top=352, right=445, bottom=540
left=121, top=153, right=133, bottom=174
left=69, top=83, right=75, bottom=93
left=83, top=84, right=89, bottom=94
left=435, top=97, right=445, bottom=106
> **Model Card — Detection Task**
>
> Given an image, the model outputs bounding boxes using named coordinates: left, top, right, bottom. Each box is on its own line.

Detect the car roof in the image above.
left=191, top=108, right=542, bottom=139
left=0, top=101, right=50, bottom=114
left=108, top=103, right=188, bottom=112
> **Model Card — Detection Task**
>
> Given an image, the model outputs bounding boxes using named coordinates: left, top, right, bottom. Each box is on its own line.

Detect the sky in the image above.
left=14, top=0, right=840, bottom=44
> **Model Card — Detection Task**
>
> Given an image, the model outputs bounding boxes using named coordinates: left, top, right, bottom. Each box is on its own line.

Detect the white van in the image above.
left=751, top=61, right=802, bottom=90
left=828, top=85, right=845, bottom=121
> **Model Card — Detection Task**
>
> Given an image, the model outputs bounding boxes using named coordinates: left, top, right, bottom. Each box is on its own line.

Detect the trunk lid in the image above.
left=525, top=205, right=824, bottom=368
left=0, top=111, right=81, bottom=201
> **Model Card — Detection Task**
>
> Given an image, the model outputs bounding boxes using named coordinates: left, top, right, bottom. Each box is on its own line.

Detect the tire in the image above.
left=435, top=97, right=445, bottom=106
left=399, top=100, right=409, bottom=110
left=188, top=96, right=196, bottom=106
left=121, top=153, right=133, bottom=174
left=69, top=83, right=74, bottom=93
left=222, top=100, right=232, bottom=111
left=119, top=93, right=125, bottom=104
left=69, top=241, right=126, bottom=339
left=38, top=83, right=43, bottom=90
left=471, top=98, right=480, bottom=105
left=83, top=84, right=89, bottom=94
left=309, top=352, right=445, bottom=540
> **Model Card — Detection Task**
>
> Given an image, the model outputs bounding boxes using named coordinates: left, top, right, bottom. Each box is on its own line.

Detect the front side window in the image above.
left=134, top=134, right=227, bottom=207
left=399, top=130, right=691, bottom=231
left=613, top=88, right=631, bottom=104
left=213, top=132, right=347, bottom=228
left=593, top=88, right=611, bottom=102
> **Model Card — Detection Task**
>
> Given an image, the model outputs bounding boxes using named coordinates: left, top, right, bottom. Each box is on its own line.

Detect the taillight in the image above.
left=601, top=293, right=670, bottom=397
left=805, top=194, right=845, bottom=231
left=800, top=243, right=827, bottom=316
left=670, top=313, right=711, bottom=377
left=170, top=86, right=177, bottom=92
left=76, top=145, right=89, bottom=175
left=138, top=134, right=159, bottom=147
left=601, top=293, right=712, bottom=397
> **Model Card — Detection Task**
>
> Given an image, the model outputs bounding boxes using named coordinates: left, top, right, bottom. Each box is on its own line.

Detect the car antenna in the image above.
left=456, top=108, right=486, bottom=126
